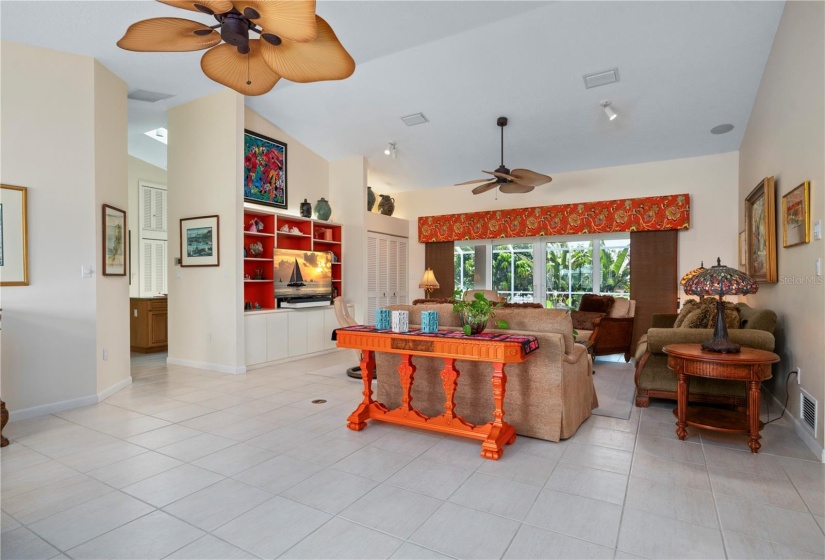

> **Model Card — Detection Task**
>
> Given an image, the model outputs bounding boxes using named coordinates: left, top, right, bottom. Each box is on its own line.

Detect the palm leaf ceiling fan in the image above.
left=456, top=117, right=552, bottom=195
left=118, top=0, right=355, bottom=96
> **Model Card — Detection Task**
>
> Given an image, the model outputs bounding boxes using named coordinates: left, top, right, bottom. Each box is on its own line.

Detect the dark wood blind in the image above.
left=630, top=230, right=678, bottom=349
left=424, top=242, right=455, bottom=299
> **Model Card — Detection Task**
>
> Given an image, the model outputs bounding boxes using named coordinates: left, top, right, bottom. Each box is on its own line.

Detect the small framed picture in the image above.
left=181, top=215, right=219, bottom=267
left=102, top=204, right=126, bottom=276
left=782, top=181, right=810, bottom=248
left=1, top=184, right=29, bottom=286
left=738, top=230, right=747, bottom=269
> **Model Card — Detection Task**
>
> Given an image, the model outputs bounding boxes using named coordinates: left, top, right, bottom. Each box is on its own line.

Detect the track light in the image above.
left=384, top=142, right=397, bottom=158
left=601, top=101, right=617, bottom=121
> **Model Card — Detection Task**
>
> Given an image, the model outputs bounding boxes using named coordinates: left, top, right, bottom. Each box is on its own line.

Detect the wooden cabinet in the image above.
left=130, top=297, right=168, bottom=353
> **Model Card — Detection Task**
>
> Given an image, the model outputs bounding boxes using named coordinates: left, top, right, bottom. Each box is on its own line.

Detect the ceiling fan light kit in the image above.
left=456, top=116, right=552, bottom=195
left=118, top=0, right=355, bottom=96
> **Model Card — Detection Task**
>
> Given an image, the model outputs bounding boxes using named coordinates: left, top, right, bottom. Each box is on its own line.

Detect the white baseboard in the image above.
left=98, top=376, right=133, bottom=401
left=244, top=348, right=341, bottom=371
left=9, top=394, right=99, bottom=422
left=765, top=390, right=825, bottom=463
left=166, top=357, right=246, bottom=375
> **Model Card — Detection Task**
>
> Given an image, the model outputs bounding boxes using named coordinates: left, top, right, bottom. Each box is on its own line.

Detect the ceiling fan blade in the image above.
left=483, top=169, right=517, bottom=182
left=117, top=17, right=221, bottom=51
left=232, top=0, right=317, bottom=43
left=499, top=183, right=535, bottom=194
left=201, top=39, right=281, bottom=96
left=472, top=181, right=499, bottom=195
left=157, top=0, right=233, bottom=15
left=455, top=178, right=490, bottom=186
left=260, top=16, right=354, bottom=83
left=510, top=168, right=553, bottom=187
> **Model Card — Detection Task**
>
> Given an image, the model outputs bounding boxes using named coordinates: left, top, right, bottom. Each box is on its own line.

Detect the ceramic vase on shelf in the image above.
left=299, top=199, right=312, bottom=218
left=367, top=186, right=376, bottom=212
left=314, top=197, right=332, bottom=221
left=378, top=195, right=395, bottom=216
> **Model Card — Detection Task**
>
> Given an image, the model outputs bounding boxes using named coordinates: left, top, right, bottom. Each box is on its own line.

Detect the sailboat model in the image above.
left=287, top=259, right=306, bottom=287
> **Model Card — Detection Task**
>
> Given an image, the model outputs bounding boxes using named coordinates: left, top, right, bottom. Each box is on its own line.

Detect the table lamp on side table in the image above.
left=683, top=257, right=758, bottom=353
left=419, top=268, right=440, bottom=299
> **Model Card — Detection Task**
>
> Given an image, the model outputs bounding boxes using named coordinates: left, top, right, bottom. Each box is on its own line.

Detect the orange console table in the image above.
left=335, top=327, right=539, bottom=460
left=664, top=343, right=779, bottom=453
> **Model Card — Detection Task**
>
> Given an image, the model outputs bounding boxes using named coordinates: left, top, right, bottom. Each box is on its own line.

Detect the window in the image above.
left=454, top=235, right=630, bottom=308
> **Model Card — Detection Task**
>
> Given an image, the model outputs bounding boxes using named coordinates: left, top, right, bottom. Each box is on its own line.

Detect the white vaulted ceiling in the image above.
left=1, top=1, right=785, bottom=192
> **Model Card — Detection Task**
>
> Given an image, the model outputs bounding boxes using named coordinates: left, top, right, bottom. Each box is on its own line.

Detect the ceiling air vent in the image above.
left=583, top=68, right=619, bottom=89
left=800, top=388, right=818, bottom=437
left=128, top=89, right=175, bottom=103
left=401, top=113, right=429, bottom=126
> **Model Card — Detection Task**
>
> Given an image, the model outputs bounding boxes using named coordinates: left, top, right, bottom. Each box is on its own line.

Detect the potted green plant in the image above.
left=452, top=290, right=509, bottom=335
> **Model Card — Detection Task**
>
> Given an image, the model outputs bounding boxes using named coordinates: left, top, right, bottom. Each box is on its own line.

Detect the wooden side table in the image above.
left=663, top=343, right=779, bottom=453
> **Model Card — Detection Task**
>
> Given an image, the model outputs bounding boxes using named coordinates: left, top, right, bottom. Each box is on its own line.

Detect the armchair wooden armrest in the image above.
left=589, top=316, right=635, bottom=362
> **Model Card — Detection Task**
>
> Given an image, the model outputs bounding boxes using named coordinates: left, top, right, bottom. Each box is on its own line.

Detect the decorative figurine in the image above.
left=248, top=242, right=263, bottom=257
left=254, top=302, right=261, bottom=310
left=253, top=268, right=264, bottom=280
left=378, top=195, right=395, bottom=216
left=300, top=199, right=312, bottom=218
left=248, top=217, right=264, bottom=232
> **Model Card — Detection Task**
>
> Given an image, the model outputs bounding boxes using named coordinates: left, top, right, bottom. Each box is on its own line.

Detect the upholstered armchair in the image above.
left=571, top=295, right=636, bottom=362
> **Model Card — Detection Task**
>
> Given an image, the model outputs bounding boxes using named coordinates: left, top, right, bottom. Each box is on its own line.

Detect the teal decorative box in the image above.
left=421, top=310, right=439, bottom=333
left=375, top=309, right=391, bottom=330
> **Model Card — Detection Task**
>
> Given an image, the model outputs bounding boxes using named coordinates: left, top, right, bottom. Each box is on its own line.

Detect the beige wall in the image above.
left=93, top=61, right=130, bottom=396
left=127, top=156, right=167, bottom=297
left=167, top=90, right=245, bottom=373
left=0, top=42, right=129, bottom=417
left=739, top=1, right=825, bottom=455
left=244, top=107, right=329, bottom=218
left=393, top=151, right=740, bottom=303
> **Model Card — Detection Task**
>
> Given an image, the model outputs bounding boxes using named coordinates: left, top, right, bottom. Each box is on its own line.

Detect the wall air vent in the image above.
left=800, top=388, right=818, bottom=437
left=583, top=68, right=619, bottom=89
left=128, top=89, right=175, bottom=103
left=401, top=113, right=429, bottom=126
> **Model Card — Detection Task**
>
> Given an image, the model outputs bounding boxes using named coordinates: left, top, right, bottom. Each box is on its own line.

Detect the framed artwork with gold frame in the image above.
left=0, top=184, right=29, bottom=286
left=745, top=176, right=777, bottom=283
left=102, top=204, right=127, bottom=276
left=781, top=181, right=810, bottom=248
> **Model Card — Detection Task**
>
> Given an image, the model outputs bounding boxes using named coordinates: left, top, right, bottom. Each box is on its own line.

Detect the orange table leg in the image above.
left=481, top=362, right=516, bottom=460
left=347, top=350, right=376, bottom=431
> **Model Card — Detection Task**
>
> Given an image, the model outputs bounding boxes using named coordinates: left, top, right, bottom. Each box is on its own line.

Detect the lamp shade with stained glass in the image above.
left=683, top=257, right=759, bottom=353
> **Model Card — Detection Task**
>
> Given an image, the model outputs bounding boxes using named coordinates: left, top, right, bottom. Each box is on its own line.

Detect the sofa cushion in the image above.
left=675, top=299, right=739, bottom=329
left=579, top=294, right=615, bottom=314
left=571, top=311, right=606, bottom=331
left=674, top=300, right=702, bottom=327
left=610, top=298, right=631, bottom=318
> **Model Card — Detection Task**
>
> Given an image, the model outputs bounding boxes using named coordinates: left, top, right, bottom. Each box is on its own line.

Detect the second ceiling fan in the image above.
left=457, top=117, right=552, bottom=195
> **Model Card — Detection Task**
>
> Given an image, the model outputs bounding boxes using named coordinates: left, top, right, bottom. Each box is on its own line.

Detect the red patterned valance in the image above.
left=418, top=194, right=690, bottom=243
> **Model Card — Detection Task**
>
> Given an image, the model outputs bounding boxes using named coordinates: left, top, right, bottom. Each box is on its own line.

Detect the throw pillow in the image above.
left=674, top=300, right=702, bottom=327
left=500, top=302, right=544, bottom=309
left=412, top=298, right=457, bottom=305
left=570, top=311, right=606, bottom=331
left=707, top=301, right=741, bottom=330
left=579, top=294, right=615, bottom=314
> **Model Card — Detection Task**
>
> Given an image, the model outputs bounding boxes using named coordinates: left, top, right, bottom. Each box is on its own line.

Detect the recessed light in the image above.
left=710, top=124, right=734, bottom=135
left=144, top=127, right=168, bottom=144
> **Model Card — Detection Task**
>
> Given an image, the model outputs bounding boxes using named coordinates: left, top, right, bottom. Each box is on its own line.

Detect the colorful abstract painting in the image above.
left=244, top=129, right=287, bottom=209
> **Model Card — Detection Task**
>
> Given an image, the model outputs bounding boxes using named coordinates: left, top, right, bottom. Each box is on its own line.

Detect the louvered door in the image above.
left=138, top=183, right=168, bottom=297
left=141, top=239, right=167, bottom=296
left=366, top=232, right=409, bottom=324
left=366, top=234, right=378, bottom=325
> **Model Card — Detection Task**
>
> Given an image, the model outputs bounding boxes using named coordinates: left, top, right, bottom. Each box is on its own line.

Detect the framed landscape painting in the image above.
left=181, top=215, right=219, bottom=267
left=102, top=204, right=126, bottom=276
left=244, top=129, right=287, bottom=209
left=745, top=176, right=777, bottom=283
left=782, top=181, right=810, bottom=248
left=0, top=184, right=29, bottom=286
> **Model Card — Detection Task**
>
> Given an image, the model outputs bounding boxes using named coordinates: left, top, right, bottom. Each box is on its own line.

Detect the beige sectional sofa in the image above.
left=375, top=303, right=597, bottom=442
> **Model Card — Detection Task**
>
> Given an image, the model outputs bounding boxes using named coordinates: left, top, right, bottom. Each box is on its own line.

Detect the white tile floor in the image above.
left=2, top=351, right=823, bottom=560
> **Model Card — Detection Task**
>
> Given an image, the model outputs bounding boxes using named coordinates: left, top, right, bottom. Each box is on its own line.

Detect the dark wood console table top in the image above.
left=335, top=327, right=538, bottom=460
left=664, top=343, right=779, bottom=453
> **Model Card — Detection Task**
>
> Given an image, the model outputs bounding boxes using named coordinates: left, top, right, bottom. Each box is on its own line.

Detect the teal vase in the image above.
left=314, top=197, right=332, bottom=221
left=367, top=187, right=376, bottom=212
